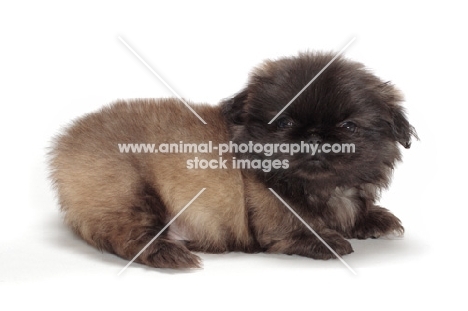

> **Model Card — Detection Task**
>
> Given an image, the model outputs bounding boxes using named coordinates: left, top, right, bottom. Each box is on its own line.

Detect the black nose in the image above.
left=308, top=134, right=322, bottom=145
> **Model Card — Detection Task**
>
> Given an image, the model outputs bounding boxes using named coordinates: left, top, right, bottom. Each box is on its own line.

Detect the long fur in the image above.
left=49, top=52, right=416, bottom=268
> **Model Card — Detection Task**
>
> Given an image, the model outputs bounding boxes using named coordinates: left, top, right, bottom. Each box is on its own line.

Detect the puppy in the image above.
left=49, top=52, right=416, bottom=268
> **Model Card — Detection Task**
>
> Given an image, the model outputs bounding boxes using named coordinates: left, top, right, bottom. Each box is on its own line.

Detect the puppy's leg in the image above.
left=265, top=229, right=353, bottom=260
left=349, top=205, right=404, bottom=239
left=61, top=181, right=200, bottom=269
left=99, top=184, right=201, bottom=269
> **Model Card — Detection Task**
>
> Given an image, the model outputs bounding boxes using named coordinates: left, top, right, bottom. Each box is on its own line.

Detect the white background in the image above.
left=1, top=1, right=466, bottom=310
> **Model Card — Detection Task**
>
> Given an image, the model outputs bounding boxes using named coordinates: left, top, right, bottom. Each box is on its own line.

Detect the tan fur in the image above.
left=50, top=99, right=251, bottom=266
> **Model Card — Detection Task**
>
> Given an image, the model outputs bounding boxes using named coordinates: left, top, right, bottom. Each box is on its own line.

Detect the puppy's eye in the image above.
left=277, top=117, right=294, bottom=129
left=338, top=121, right=357, bottom=133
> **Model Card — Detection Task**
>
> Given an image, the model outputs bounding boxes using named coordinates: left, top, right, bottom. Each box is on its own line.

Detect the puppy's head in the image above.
left=223, top=52, right=417, bottom=188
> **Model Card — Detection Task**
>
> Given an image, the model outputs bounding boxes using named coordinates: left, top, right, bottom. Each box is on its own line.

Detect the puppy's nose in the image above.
left=308, top=134, right=322, bottom=145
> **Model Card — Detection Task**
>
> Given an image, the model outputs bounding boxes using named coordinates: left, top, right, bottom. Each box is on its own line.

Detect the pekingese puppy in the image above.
left=49, top=52, right=416, bottom=269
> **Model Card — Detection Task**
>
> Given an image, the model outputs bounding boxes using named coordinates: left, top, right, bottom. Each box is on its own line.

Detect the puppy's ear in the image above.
left=222, top=88, right=249, bottom=125
left=391, top=106, right=418, bottom=149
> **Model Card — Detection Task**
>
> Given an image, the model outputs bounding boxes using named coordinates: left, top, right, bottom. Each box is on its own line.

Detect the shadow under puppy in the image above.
left=49, top=52, right=417, bottom=268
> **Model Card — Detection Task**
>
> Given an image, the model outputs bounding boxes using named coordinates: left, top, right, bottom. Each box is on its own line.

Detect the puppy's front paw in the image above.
left=351, top=206, right=404, bottom=239
left=309, top=230, right=354, bottom=260
left=267, top=230, right=353, bottom=260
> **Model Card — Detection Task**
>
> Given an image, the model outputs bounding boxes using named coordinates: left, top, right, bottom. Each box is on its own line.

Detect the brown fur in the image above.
left=50, top=100, right=253, bottom=268
left=49, top=52, right=416, bottom=268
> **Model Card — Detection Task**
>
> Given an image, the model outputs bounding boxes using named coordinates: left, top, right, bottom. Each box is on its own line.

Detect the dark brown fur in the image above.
left=49, top=52, right=416, bottom=268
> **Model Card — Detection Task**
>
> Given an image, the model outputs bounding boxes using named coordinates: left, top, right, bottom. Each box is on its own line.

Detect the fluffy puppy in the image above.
left=49, top=52, right=416, bottom=268
left=223, top=53, right=417, bottom=257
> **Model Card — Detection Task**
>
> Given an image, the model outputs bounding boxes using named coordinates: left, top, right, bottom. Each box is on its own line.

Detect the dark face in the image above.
left=224, top=53, right=416, bottom=189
